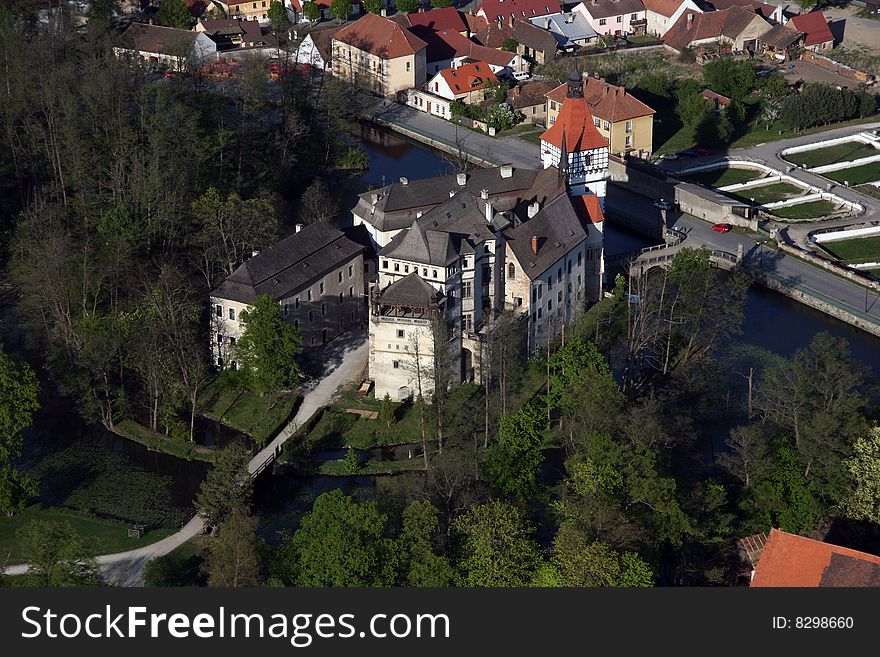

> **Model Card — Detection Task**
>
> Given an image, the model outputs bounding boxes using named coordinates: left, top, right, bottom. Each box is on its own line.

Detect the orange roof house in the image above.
left=429, top=61, right=498, bottom=102
left=333, top=12, right=427, bottom=59
left=745, top=529, right=880, bottom=587
left=788, top=11, right=834, bottom=49
left=546, top=75, right=655, bottom=124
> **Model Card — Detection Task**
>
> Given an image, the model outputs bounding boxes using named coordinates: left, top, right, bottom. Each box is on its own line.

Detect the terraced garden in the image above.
left=824, top=161, right=880, bottom=185
left=820, top=235, right=880, bottom=264
left=726, top=182, right=805, bottom=204
left=785, top=141, right=880, bottom=168
left=681, top=167, right=764, bottom=187
left=769, top=200, right=838, bottom=220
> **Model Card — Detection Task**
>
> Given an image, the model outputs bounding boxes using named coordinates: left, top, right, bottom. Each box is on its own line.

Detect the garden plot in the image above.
left=821, top=234, right=880, bottom=265
left=726, top=182, right=805, bottom=205
left=681, top=167, right=764, bottom=187
left=769, top=200, right=839, bottom=220
left=824, top=161, right=880, bottom=185
left=785, top=141, right=880, bottom=168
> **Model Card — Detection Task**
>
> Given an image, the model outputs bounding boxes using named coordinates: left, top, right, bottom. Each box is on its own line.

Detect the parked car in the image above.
left=712, top=223, right=732, bottom=233
left=659, top=152, right=679, bottom=160
left=511, top=71, right=530, bottom=81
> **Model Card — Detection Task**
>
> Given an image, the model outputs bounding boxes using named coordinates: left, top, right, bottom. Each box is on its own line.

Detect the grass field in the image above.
left=824, top=161, right=880, bottom=185
left=201, top=381, right=300, bottom=445
left=727, top=182, right=804, bottom=204
left=769, top=200, right=838, bottom=220
left=681, top=167, right=764, bottom=187
left=785, top=142, right=880, bottom=168
left=821, top=235, right=880, bottom=264
left=0, top=504, right=175, bottom=564
left=855, top=184, right=880, bottom=200
left=114, top=419, right=216, bottom=462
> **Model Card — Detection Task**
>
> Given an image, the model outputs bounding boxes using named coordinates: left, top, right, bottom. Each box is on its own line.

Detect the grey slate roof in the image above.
left=513, top=19, right=559, bottom=56
left=211, top=222, right=364, bottom=304
left=503, top=192, right=590, bottom=277
left=377, top=272, right=443, bottom=307
left=529, top=12, right=598, bottom=46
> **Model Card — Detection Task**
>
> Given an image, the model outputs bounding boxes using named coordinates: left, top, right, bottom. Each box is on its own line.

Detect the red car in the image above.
left=163, top=71, right=176, bottom=78
left=712, top=223, right=732, bottom=233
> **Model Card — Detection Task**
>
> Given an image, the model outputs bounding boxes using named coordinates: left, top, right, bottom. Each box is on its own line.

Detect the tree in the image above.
left=702, top=58, right=756, bottom=101
left=397, top=500, right=455, bottom=586
left=302, top=1, right=321, bottom=21
left=17, top=521, right=100, bottom=586
left=379, top=393, right=396, bottom=427
left=342, top=446, right=360, bottom=474
left=501, top=37, right=518, bottom=53
left=298, top=178, right=339, bottom=225
left=195, top=442, right=253, bottom=526
left=267, top=1, right=290, bottom=32
left=281, top=490, right=396, bottom=586
left=551, top=524, right=654, bottom=587
left=843, top=427, right=880, bottom=525
left=396, top=0, right=419, bottom=13
left=155, top=0, right=192, bottom=29
left=233, top=294, right=303, bottom=395
left=329, top=0, right=352, bottom=21
left=207, top=505, right=263, bottom=587
left=363, top=0, right=383, bottom=13
left=0, top=344, right=40, bottom=515
left=483, top=402, right=544, bottom=502
left=676, top=87, right=711, bottom=127
left=452, top=500, right=541, bottom=586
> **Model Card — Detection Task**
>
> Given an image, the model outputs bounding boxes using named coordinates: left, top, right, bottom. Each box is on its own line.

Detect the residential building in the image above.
left=662, top=6, right=772, bottom=52
left=226, top=0, right=273, bottom=22
left=332, top=13, right=428, bottom=96
left=114, top=22, right=217, bottom=70
left=195, top=18, right=266, bottom=50
left=546, top=74, right=655, bottom=157
left=540, top=70, right=611, bottom=200
left=428, top=61, right=498, bottom=103
left=513, top=19, right=560, bottom=65
left=758, top=21, right=804, bottom=59
left=701, top=0, right=782, bottom=23
left=471, top=18, right=516, bottom=49
left=508, top=79, right=558, bottom=125
left=573, top=0, right=648, bottom=37
left=392, top=6, right=468, bottom=34
left=412, top=25, right=527, bottom=75
left=701, top=88, right=731, bottom=110
left=787, top=10, right=834, bottom=52
left=210, top=222, right=365, bottom=367
left=642, top=0, right=702, bottom=37
left=295, top=26, right=339, bottom=70
left=476, top=0, right=562, bottom=24
left=529, top=11, right=599, bottom=51
left=741, top=529, right=880, bottom=587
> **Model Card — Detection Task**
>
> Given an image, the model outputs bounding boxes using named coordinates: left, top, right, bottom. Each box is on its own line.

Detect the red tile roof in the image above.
left=541, top=94, right=608, bottom=151
left=701, top=89, right=731, bottom=107
left=438, top=61, right=498, bottom=94
left=789, top=11, right=834, bottom=46
left=333, top=13, right=427, bottom=59
left=420, top=27, right=517, bottom=66
left=472, top=19, right=515, bottom=48
left=476, top=0, right=561, bottom=23
left=573, top=194, right=605, bottom=224
left=663, top=6, right=767, bottom=51
left=751, top=529, right=880, bottom=587
left=547, top=76, right=655, bottom=123
left=706, top=0, right=777, bottom=21
left=642, top=0, right=691, bottom=18
left=392, top=7, right=467, bottom=32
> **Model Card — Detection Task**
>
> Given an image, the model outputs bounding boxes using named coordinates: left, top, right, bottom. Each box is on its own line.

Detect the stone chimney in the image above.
left=400, top=176, right=408, bottom=186
left=500, top=163, right=513, bottom=178
left=295, top=223, right=304, bottom=233
left=371, top=192, right=378, bottom=204
left=481, top=189, right=489, bottom=200
left=457, top=172, right=468, bottom=186
left=485, top=197, right=494, bottom=223
left=531, top=235, right=539, bottom=255
left=527, top=201, right=540, bottom=218
left=687, top=13, right=694, bottom=27
left=566, top=13, right=574, bottom=23
left=449, top=189, right=457, bottom=198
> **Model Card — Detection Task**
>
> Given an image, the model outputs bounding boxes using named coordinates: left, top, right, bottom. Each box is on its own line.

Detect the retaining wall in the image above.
left=813, top=224, right=880, bottom=243
left=809, top=152, right=880, bottom=174
left=781, top=133, right=876, bottom=157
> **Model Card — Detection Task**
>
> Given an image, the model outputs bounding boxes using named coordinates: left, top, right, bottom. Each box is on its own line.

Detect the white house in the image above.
left=574, top=0, right=648, bottom=37
left=642, top=0, right=702, bottom=37
left=427, top=61, right=499, bottom=103
left=114, top=22, right=217, bottom=71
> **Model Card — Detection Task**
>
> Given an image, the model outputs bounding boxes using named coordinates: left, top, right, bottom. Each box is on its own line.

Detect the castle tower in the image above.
left=539, top=69, right=610, bottom=204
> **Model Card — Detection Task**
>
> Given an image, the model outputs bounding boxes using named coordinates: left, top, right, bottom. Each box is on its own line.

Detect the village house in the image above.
left=787, top=10, right=834, bottom=52
left=546, top=74, right=655, bottom=157
left=741, top=529, right=880, bottom=586
left=226, top=0, right=272, bottom=22
left=662, top=6, right=772, bottom=53
left=410, top=24, right=528, bottom=76
left=642, top=0, right=702, bottom=37
left=295, top=25, right=339, bottom=70
left=508, top=79, right=558, bottom=125
left=573, top=0, right=648, bottom=38
left=195, top=18, right=267, bottom=50
left=210, top=222, right=365, bottom=368
left=428, top=61, right=499, bottom=103
left=114, top=22, right=217, bottom=71
left=512, top=19, right=560, bottom=66
left=471, top=17, right=516, bottom=49
left=332, top=13, right=428, bottom=96
left=476, top=0, right=562, bottom=25
left=701, top=0, right=783, bottom=23
left=529, top=11, right=599, bottom=51
left=758, top=21, right=804, bottom=60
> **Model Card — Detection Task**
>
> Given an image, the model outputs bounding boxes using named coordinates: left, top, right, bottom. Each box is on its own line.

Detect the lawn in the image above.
left=507, top=123, right=545, bottom=145
left=682, top=167, right=764, bottom=187
left=114, top=419, right=216, bottom=463
left=318, top=458, right=425, bottom=476
left=0, top=504, right=176, bottom=565
left=729, top=114, right=880, bottom=150
left=855, top=184, right=880, bottom=200
left=769, top=200, right=838, bottom=220
left=785, top=141, right=880, bottom=168
left=727, top=182, right=804, bottom=204
left=821, top=235, right=880, bottom=264
left=824, top=161, right=880, bottom=185
left=201, top=380, right=301, bottom=446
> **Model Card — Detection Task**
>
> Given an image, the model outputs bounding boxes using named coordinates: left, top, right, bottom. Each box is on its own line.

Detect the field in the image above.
left=0, top=504, right=175, bottom=564
left=824, top=161, right=880, bottom=185
left=727, top=182, right=804, bottom=204
left=785, top=142, right=880, bottom=168
left=855, top=184, right=880, bottom=200
left=681, top=167, right=764, bottom=187
left=821, top=235, right=880, bottom=264
left=201, top=381, right=301, bottom=445
left=769, top=200, right=838, bottom=220
left=114, top=419, right=216, bottom=462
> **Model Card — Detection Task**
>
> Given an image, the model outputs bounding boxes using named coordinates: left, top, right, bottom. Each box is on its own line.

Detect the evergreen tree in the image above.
left=17, top=521, right=101, bottom=587
left=329, top=0, right=352, bottom=21
left=363, top=0, right=383, bottom=13
left=207, top=505, right=263, bottom=587
left=379, top=393, right=396, bottom=427
left=233, top=294, right=303, bottom=395
left=396, top=0, right=419, bottom=13
left=267, top=1, right=291, bottom=32
left=195, top=442, right=253, bottom=526
left=155, top=0, right=192, bottom=29
left=302, top=1, right=321, bottom=21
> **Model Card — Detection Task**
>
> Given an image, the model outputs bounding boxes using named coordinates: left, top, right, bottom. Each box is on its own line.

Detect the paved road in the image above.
left=5, top=336, right=368, bottom=586
left=608, top=186, right=880, bottom=325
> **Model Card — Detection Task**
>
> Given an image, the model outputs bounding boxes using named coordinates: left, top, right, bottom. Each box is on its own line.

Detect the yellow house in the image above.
left=546, top=75, right=655, bottom=157
left=227, top=0, right=272, bottom=22
left=332, top=13, right=427, bottom=97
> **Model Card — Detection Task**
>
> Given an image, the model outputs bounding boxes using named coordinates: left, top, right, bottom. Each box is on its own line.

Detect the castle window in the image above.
left=508, top=263, right=515, bottom=279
